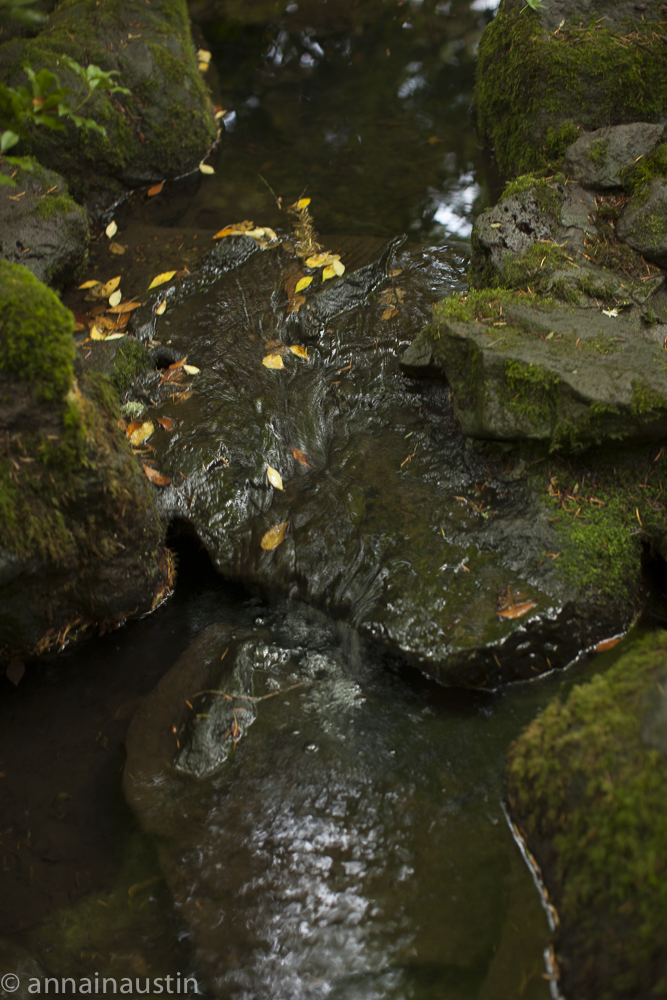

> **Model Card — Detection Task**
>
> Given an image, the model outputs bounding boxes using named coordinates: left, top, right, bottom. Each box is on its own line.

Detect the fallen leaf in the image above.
left=147, top=181, right=164, bottom=196
left=156, top=416, right=175, bottom=431
left=91, top=314, right=116, bottom=331
left=6, top=658, right=25, bottom=686
left=287, top=294, right=306, bottom=314
left=108, top=289, right=122, bottom=308
left=295, top=275, right=313, bottom=294
left=305, top=252, right=339, bottom=268
left=381, top=306, right=399, bottom=321
left=498, top=600, right=538, bottom=620
left=267, top=465, right=284, bottom=491
left=172, top=390, right=193, bottom=403
left=109, top=242, right=126, bottom=256
left=214, top=108, right=227, bottom=120
left=332, top=259, right=345, bottom=276
left=197, top=48, right=212, bottom=63
left=290, top=345, right=309, bottom=359
left=183, top=364, right=200, bottom=375
left=261, top=521, right=289, bottom=550
left=78, top=279, right=101, bottom=290
left=105, top=332, right=125, bottom=341
left=130, top=420, right=154, bottom=446
left=90, top=325, right=106, bottom=340
left=602, top=308, right=619, bottom=318
left=155, top=299, right=167, bottom=315
left=292, top=448, right=311, bottom=467
left=379, top=287, right=406, bottom=305
left=322, top=264, right=336, bottom=282
left=142, top=462, right=171, bottom=486
left=198, top=61, right=209, bottom=72
left=106, top=220, right=118, bottom=238
left=261, top=226, right=279, bottom=243
left=199, top=163, right=215, bottom=174
left=594, top=636, right=622, bottom=653
left=107, top=300, right=142, bottom=313
left=263, top=353, right=285, bottom=369
left=295, top=198, right=311, bottom=209
left=100, top=276, right=121, bottom=296
left=148, top=271, right=177, bottom=290
left=389, top=268, right=402, bottom=277
left=214, top=220, right=255, bottom=238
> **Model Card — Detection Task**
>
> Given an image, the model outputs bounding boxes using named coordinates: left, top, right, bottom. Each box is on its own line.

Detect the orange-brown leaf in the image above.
left=381, top=306, right=399, bottom=321
left=261, top=521, right=289, bottom=550
left=594, top=636, right=622, bottom=653
left=156, top=416, right=175, bottom=431
left=498, top=600, right=538, bottom=620
left=142, top=463, right=171, bottom=486
left=287, top=294, right=306, bottom=315
left=292, top=448, right=311, bottom=467
left=147, top=181, right=164, bottom=197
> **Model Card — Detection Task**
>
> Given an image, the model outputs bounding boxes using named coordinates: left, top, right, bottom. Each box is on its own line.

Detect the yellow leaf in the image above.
left=322, top=265, right=336, bottom=282
left=246, top=228, right=266, bottom=239
left=262, top=353, right=285, bottom=370
left=109, top=242, right=126, bottom=256
left=261, top=521, right=289, bottom=550
left=295, top=276, right=313, bottom=294
left=108, top=289, right=122, bottom=308
left=107, top=299, right=141, bottom=313
left=148, top=271, right=177, bottom=290
left=155, top=299, right=167, bottom=315
left=214, top=109, right=227, bottom=120
left=105, top=332, right=125, bottom=341
left=262, top=227, right=279, bottom=243
left=183, top=364, right=200, bottom=375
left=130, top=420, right=154, bottom=446
left=290, top=345, right=308, bottom=360
left=198, top=62, right=209, bottom=72
left=105, top=220, right=118, bottom=238
left=296, top=198, right=311, bottom=210
left=381, top=306, right=398, bottom=321
left=100, top=276, right=121, bottom=296
left=332, top=259, right=345, bottom=276
left=267, top=465, right=284, bottom=491
left=197, top=48, right=212, bottom=63
left=78, top=279, right=100, bottom=289
left=199, top=163, right=215, bottom=175
left=90, top=325, right=106, bottom=340
left=306, top=252, right=336, bottom=268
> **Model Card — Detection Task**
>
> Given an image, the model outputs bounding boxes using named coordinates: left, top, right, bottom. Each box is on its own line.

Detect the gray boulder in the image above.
left=564, top=123, right=665, bottom=190
left=617, top=178, right=667, bottom=268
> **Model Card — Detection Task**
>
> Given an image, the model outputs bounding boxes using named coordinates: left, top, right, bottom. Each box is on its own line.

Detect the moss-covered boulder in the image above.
left=617, top=179, right=667, bottom=269
left=506, top=632, right=667, bottom=999
left=474, top=0, right=667, bottom=178
left=0, top=159, right=88, bottom=289
left=563, top=122, right=665, bottom=191
left=0, top=0, right=218, bottom=214
left=0, top=261, right=172, bottom=659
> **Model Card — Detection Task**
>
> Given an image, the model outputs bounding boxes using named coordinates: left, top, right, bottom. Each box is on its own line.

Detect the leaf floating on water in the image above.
left=292, top=448, right=311, bottom=467
left=322, top=264, right=336, bottom=282
left=594, top=636, right=622, bottom=653
left=287, top=294, right=306, bottom=314
left=101, top=276, right=121, bottom=296
left=305, top=252, right=339, bottom=268
left=78, top=279, right=100, bottom=290
left=332, top=259, right=345, bottom=276
left=105, top=220, right=118, bottom=238
left=129, top=420, right=154, bottom=446
left=156, top=416, right=175, bottom=431
left=172, top=390, right=193, bottom=403
left=148, top=271, right=177, bottom=290
left=183, top=364, right=200, bottom=375
left=389, top=268, right=403, bottom=277
left=199, top=162, right=215, bottom=174
left=381, top=306, right=399, bottom=321
left=107, top=299, right=142, bottom=313
left=142, top=462, right=171, bottom=486
left=109, top=242, right=126, bottom=256
left=296, top=198, right=311, bottom=209
left=108, top=289, right=122, bottom=308
left=498, top=600, right=537, bottom=620
left=290, top=345, right=309, bottom=359
left=261, top=521, right=289, bottom=550
left=295, top=275, right=313, bottom=294
left=267, top=465, right=284, bottom=491
left=155, top=299, right=167, bottom=316
left=147, top=181, right=164, bottom=196
left=262, top=353, right=285, bottom=369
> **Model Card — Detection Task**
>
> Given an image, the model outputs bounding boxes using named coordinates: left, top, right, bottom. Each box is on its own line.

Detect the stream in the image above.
left=0, top=1, right=632, bottom=997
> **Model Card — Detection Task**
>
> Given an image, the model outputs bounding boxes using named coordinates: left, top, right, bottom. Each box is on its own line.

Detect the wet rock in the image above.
left=124, top=604, right=550, bottom=999
left=0, top=0, right=217, bottom=215
left=0, top=261, right=172, bottom=659
left=0, top=160, right=88, bottom=289
left=410, top=296, right=667, bottom=447
left=563, top=123, right=665, bottom=190
left=617, top=178, right=667, bottom=268
left=123, top=235, right=632, bottom=687
left=506, top=632, right=667, bottom=1000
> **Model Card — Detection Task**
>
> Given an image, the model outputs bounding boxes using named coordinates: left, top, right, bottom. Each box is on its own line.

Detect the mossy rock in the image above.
left=0, top=159, right=88, bottom=289
left=506, top=631, right=667, bottom=999
left=0, top=0, right=217, bottom=214
left=617, top=178, right=667, bottom=269
left=563, top=122, right=665, bottom=190
left=474, top=0, right=667, bottom=179
left=0, top=261, right=171, bottom=659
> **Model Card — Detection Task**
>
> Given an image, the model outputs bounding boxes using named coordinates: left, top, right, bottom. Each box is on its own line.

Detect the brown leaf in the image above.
left=260, top=521, right=289, bottom=550
left=290, top=345, right=309, bottom=360
left=498, top=600, right=538, bottom=620
left=109, top=242, right=126, bottom=256
left=381, top=306, right=399, bottom=321
left=594, top=636, right=622, bottom=653
left=156, top=416, right=175, bottom=431
left=6, top=658, right=25, bottom=686
left=292, top=448, right=311, bottom=467
left=287, top=294, right=306, bottom=315
left=147, top=181, right=164, bottom=197
left=285, top=270, right=304, bottom=300
left=213, top=221, right=255, bottom=239
left=142, top=462, right=171, bottom=486
left=264, top=341, right=288, bottom=355
left=172, top=391, right=193, bottom=403
left=107, top=300, right=142, bottom=314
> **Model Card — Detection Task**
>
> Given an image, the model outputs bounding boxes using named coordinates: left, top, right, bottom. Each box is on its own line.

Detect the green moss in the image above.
left=502, top=358, right=558, bottom=425
left=475, top=7, right=667, bottom=178
left=33, top=192, right=78, bottom=222
left=588, top=137, right=609, bottom=169
left=432, top=287, right=550, bottom=326
left=109, top=340, right=150, bottom=394
left=500, top=172, right=565, bottom=215
left=0, top=260, right=74, bottom=401
left=620, top=142, right=667, bottom=201
left=630, top=378, right=667, bottom=420
left=498, top=240, right=573, bottom=296
left=507, top=631, right=667, bottom=997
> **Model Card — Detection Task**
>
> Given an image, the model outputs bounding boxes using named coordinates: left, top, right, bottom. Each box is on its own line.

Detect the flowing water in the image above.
left=0, top=1, right=624, bottom=997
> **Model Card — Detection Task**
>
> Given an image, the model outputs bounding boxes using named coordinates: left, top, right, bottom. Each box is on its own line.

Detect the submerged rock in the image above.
left=0, top=261, right=171, bottom=659
left=506, top=632, right=667, bottom=1000
left=0, top=159, right=88, bottom=289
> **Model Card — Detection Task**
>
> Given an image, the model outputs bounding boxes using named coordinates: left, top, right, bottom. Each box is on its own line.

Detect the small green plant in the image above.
left=0, top=58, right=130, bottom=183
left=522, top=0, right=544, bottom=10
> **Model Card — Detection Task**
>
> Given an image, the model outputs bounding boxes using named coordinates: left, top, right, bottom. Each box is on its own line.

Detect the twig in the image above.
left=191, top=680, right=314, bottom=703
